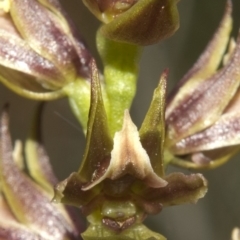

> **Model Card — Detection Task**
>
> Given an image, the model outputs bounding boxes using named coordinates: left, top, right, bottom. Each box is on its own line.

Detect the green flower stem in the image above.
left=63, top=79, right=91, bottom=134
left=97, top=30, right=142, bottom=135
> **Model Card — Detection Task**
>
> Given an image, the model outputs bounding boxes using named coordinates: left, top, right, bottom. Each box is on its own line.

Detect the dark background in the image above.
left=1, top=0, right=240, bottom=239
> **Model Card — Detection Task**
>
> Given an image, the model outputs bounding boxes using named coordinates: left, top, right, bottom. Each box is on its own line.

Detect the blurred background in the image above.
left=1, top=0, right=240, bottom=239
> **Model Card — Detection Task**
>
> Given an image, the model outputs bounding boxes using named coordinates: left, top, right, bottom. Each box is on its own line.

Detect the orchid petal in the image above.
left=77, top=60, right=113, bottom=183
left=0, top=29, right=65, bottom=89
left=166, top=0, right=232, bottom=109
left=10, top=0, right=80, bottom=82
left=171, top=85, right=240, bottom=154
left=171, top=111, right=240, bottom=154
left=38, top=0, right=93, bottom=79
left=53, top=60, right=111, bottom=207
left=166, top=29, right=240, bottom=145
left=140, top=70, right=167, bottom=177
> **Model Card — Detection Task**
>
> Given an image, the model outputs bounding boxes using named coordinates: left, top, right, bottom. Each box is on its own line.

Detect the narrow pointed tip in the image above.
left=158, top=69, right=168, bottom=94
left=90, top=58, right=98, bottom=79
left=162, top=68, right=169, bottom=78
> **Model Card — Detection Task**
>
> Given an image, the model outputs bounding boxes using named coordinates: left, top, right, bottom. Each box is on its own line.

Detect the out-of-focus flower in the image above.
left=53, top=61, right=207, bottom=240
left=165, top=0, right=240, bottom=169
left=83, top=0, right=180, bottom=45
left=232, top=228, right=240, bottom=240
left=0, top=0, right=92, bottom=100
left=0, top=105, right=83, bottom=240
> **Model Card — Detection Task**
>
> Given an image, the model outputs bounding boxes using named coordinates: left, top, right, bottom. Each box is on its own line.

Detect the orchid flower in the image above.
left=0, top=0, right=92, bottom=98
left=165, top=0, right=240, bottom=169
left=54, top=61, right=207, bottom=240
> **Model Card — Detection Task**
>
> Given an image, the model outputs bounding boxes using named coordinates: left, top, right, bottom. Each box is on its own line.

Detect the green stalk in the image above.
left=97, top=30, right=142, bottom=135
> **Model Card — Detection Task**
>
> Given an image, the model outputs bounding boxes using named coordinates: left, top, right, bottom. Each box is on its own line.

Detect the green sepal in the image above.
left=139, top=71, right=167, bottom=177
left=99, top=0, right=179, bottom=45
left=97, top=30, right=141, bottom=135
left=78, top=60, right=113, bottom=183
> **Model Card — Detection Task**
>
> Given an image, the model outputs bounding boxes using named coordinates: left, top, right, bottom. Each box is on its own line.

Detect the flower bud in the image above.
left=83, top=0, right=180, bottom=45
left=0, top=0, right=92, bottom=99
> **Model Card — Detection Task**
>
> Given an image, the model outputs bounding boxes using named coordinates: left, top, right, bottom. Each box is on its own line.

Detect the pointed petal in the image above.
left=84, top=110, right=167, bottom=190
left=171, top=85, right=240, bottom=155
left=138, top=173, right=207, bottom=206
left=139, top=70, right=167, bottom=177
left=171, top=111, right=240, bottom=154
left=166, top=30, right=240, bottom=145
left=10, top=0, right=80, bottom=82
left=38, top=0, right=93, bottom=79
left=78, top=60, right=113, bottom=183
left=166, top=0, right=232, bottom=108
left=0, top=106, right=80, bottom=240
left=0, top=29, right=66, bottom=89
left=54, top=61, right=111, bottom=211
